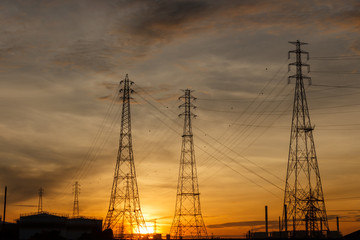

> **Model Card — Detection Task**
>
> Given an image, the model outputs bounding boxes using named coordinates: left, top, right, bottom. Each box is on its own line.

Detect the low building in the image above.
left=251, top=231, right=268, bottom=239
left=18, top=212, right=102, bottom=240
left=65, top=217, right=103, bottom=239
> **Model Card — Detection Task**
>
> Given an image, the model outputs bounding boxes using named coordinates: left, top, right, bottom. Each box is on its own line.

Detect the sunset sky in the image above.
left=0, top=0, right=360, bottom=237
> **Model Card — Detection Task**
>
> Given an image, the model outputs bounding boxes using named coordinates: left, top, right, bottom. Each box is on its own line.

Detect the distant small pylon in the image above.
left=38, top=187, right=44, bottom=213
left=73, top=181, right=80, bottom=217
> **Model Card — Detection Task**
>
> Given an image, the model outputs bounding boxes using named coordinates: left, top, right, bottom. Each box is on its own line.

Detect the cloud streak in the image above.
left=208, top=220, right=277, bottom=229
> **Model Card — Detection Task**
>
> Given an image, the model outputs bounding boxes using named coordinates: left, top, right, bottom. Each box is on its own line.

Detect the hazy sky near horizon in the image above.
left=1, top=0, right=360, bottom=236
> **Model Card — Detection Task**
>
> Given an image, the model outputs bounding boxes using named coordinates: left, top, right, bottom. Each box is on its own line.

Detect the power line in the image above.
left=312, top=55, right=360, bottom=58
left=134, top=83, right=284, bottom=196
left=311, top=84, right=360, bottom=89
left=197, top=119, right=360, bottom=129
left=57, top=82, right=122, bottom=199
left=309, top=91, right=360, bottom=100
left=327, top=210, right=360, bottom=212
left=200, top=68, right=290, bottom=170
left=311, top=58, right=360, bottom=61
left=195, top=125, right=285, bottom=183
left=311, top=55, right=360, bottom=61
left=197, top=98, right=285, bottom=102
left=135, top=89, right=281, bottom=197
left=312, top=71, right=360, bottom=75
left=327, top=196, right=360, bottom=201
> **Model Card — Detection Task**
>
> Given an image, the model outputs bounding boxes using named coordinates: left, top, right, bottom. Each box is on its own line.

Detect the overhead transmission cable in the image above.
left=191, top=60, right=290, bottom=176
left=135, top=91, right=282, bottom=198
left=57, top=82, right=122, bottom=199
left=133, top=66, right=289, bottom=182
left=196, top=65, right=290, bottom=173
left=134, top=83, right=284, bottom=195
left=311, top=84, right=360, bottom=89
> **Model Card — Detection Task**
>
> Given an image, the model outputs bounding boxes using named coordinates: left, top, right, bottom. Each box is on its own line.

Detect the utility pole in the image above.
left=170, top=89, right=208, bottom=239
left=282, top=40, right=329, bottom=237
left=103, top=74, right=147, bottom=238
left=38, top=187, right=44, bottom=213
left=73, top=181, right=80, bottom=218
left=2, top=186, right=7, bottom=231
left=265, top=206, right=268, bottom=237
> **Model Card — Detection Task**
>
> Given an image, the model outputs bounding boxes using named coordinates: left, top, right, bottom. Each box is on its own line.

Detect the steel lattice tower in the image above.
left=38, top=187, right=43, bottom=213
left=73, top=181, right=80, bottom=217
left=282, top=41, right=329, bottom=238
left=170, top=89, right=208, bottom=239
left=103, top=74, right=147, bottom=238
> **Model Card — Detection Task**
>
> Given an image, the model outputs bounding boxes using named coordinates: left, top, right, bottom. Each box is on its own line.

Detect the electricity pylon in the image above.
left=103, top=74, right=147, bottom=238
left=38, top=187, right=43, bottom=213
left=170, top=89, right=208, bottom=239
left=282, top=41, right=329, bottom=238
left=73, top=181, right=80, bottom=217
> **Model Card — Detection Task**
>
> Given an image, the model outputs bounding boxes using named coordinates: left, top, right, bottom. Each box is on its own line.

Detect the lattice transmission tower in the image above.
left=103, top=74, right=147, bottom=238
left=38, top=187, right=43, bottom=213
left=170, top=89, right=208, bottom=239
left=282, top=40, right=329, bottom=238
left=73, top=181, right=80, bottom=217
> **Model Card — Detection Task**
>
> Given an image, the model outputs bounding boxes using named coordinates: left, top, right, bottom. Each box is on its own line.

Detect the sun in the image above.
left=136, top=226, right=153, bottom=235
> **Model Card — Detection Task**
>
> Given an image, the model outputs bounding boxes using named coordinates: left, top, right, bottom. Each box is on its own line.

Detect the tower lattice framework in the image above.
left=103, top=74, right=147, bottom=238
left=73, top=181, right=80, bottom=217
left=170, top=89, right=208, bottom=239
left=38, top=187, right=43, bottom=213
left=282, top=41, right=329, bottom=237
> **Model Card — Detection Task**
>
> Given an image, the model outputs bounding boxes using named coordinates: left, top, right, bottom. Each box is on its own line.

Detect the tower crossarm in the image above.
left=288, top=62, right=310, bottom=72
left=288, top=75, right=312, bottom=85
left=288, top=49, right=310, bottom=60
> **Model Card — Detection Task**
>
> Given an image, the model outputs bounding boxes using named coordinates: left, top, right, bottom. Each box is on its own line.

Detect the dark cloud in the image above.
left=101, top=81, right=119, bottom=90
left=0, top=135, right=79, bottom=165
left=114, top=0, right=360, bottom=46
left=0, top=128, right=107, bottom=204
left=208, top=220, right=277, bottom=229
left=323, top=1, right=360, bottom=32
left=132, top=84, right=179, bottom=103
left=121, top=0, right=214, bottom=42
left=0, top=133, right=112, bottom=204
left=3, top=0, right=359, bottom=77
left=53, top=39, right=119, bottom=74
left=98, top=95, right=112, bottom=101
left=350, top=39, right=360, bottom=54
left=0, top=164, right=77, bottom=204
